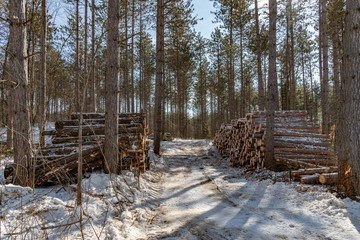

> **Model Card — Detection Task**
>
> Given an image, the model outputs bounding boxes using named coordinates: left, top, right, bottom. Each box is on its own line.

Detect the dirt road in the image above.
left=144, top=140, right=256, bottom=239
left=141, top=139, right=360, bottom=240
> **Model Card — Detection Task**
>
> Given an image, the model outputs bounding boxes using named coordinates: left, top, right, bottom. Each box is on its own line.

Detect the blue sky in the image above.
left=49, top=0, right=220, bottom=41
left=192, top=0, right=220, bottom=39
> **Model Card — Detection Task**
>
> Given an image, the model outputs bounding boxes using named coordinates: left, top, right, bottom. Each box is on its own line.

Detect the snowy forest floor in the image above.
left=1, top=139, right=360, bottom=239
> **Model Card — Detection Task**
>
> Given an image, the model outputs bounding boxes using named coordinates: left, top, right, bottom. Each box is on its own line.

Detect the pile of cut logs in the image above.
left=5, top=113, right=149, bottom=186
left=213, top=111, right=338, bottom=185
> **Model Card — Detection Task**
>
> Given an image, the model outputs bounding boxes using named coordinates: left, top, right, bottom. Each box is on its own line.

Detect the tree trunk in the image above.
left=1, top=42, right=8, bottom=127
left=39, top=0, right=47, bottom=147
left=217, top=48, right=222, bottom=128
left=124, top=0, right=130, bottom=112
left=265, top=0, right=277, bottom=170
left=6, top=83, right=13, bottom=149
left=105, top=0, right=120, bottom=173
left=228, top=4, right=235, bottom=119
left=3, top=42, right=12, bottom=148
left=285, top=10, right=290, bottom=110
left=162, top=64, right=166, bottom=136
left=139, top=0, right=144, bottom=113
left=131, top=0, right=135, bottom=113
left=332, top=22, right=340, bottom=126
left=75, top=0, right=80, bottom=113
left=9, top=0, right=32, bottom=186
left=255, top=0, right=265, bottom=111
left=320, top=0, right=329, bottom=134
left=337, top=0, right=360, bottom=197
left=289, top=0, right=296, bottom=110
left=154, top=0, right=164, bottom=155
left=302, top=53, right=307, bottom=111
left=240, top=26, right=245, bottom=117
left=90, top=0, right=96, bottom=112
left=309, top=58, right=315, bottom=123
left=84, top=0, right=88, bottom=111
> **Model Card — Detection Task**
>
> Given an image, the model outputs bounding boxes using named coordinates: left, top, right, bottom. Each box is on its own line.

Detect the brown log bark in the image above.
left=39, top=0, right=47, bottom=147
left=105, top=0, right=120, bottom=173
left=154, top=0, right=164, bottom=155
left=9, top=0, right=32, bottom=186
left=319, top=173, right=338, bottom=185
left=300, top=174, right=320, bottom=184
left=337, top=0, right=360, bottom=197
left=291, top=167, right=338, bottom=181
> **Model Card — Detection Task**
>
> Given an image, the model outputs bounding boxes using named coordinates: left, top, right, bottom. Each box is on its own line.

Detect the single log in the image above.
left=275, top=158, right=319, bottom=169
left=319, top=173, right=338, bottom=185
left=274, top=153, right=336, bottom=160
left=257, top=124, right=320, bottom=132
left=252, top=110, right=307, bottom=115
left=38, top=146, right=81, bottom=156
left=273, top=148, right=333, bottom=156
left=277, top=157, right=337, bottom=167
left=71, top=112, right=146, bottom=119
left=274, top=139, right=330, bottom=147
left=52, top=134, right=142, bottom=144
left=39, top=141, right=102, bottom=150
left=4, top=163, right=14, bottom=182
left=272, top=132, right=329, bottom=139
left=55, top=119, right=145, bottom=131
left=291, top=167, right=338, bottom=181
left=56, top=126, right=145, bottom=137
left=258, top=142, right=328, bottom=150
left=42, top=130, right=56, bottom=135
left=300, top=174, right=320, bottom=184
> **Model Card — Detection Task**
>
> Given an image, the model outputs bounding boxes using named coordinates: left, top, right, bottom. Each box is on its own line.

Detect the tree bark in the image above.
left=6, top=80, right=13, bottom=149
left=90, top=0, right=96, bottom=112
left=255, top=0, right=265, bottom=111
left=228, top=4, right=235, bottom=119
left=309, top=57, right=315, bottom=123
left=301, top=52, right=307, bottom=111
left=289, top=0, right=296, bottom=110
left=1, top=42, right=9, bottom=127
left=4, top=40, right=13, bottom=148
left=131, top=0, right=135, bottom=113
left=39, top=0, right=47, bottom=147
left=337, top=0, right=360, bottom=197
left=332, top=19, right=340, bottom=126
left=154, top=0, right=164, bottom=155
left=84, top=0, right=88, bottom=111
left=75, top=0, right=80, bottom=113
left=124, top=0, right=130, bottom=112
left=9, top=0, right=32, bottom=186
left=265, top=0, right=277, bottom=170
left=105, top=0, right=120, bottom=173
left=240, top=26, right=245, bottom=117
left=320, top=0, right=329, bottom=134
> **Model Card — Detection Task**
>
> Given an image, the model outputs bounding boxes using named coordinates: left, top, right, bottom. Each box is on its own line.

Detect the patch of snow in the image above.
left=0, top=148, right=164, bottom=239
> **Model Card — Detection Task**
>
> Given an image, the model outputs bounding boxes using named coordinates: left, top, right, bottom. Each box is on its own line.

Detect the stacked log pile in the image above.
left=5, top=113, right=150, bottom=186
left=213, top=111, right=338, bottom=185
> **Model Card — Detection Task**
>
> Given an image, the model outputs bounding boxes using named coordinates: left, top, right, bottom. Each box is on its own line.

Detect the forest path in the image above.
left=144, top=139, right=247, bottom=239
left=138, top=139, right=360, bottom=240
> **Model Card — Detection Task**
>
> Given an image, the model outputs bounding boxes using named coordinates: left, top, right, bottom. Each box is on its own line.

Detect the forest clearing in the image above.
left=1, top=0, right=360, bottom=238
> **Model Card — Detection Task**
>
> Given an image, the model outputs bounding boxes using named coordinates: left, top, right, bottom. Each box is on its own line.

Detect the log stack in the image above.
left=5, top=113, right=150, bottom=186
left=213, top=111, right=338, bottom=185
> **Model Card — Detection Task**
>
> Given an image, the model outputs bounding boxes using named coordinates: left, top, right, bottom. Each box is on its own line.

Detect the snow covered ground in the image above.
left=1, top=139, right=360, bottom=239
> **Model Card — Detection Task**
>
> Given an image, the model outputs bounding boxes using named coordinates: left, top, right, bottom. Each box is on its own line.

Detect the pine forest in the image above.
left=1, top=0, right=360, bottom=238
